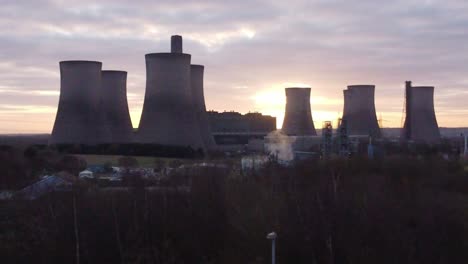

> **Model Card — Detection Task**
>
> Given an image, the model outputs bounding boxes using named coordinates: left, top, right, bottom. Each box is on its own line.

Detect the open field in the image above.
left=76, top=154, right=178, bottom=167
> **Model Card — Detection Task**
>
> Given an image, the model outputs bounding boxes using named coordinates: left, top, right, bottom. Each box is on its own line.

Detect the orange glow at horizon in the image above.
left=252, top=84, right=344, bottom=129
left=1, top=87, right=468, bottom=133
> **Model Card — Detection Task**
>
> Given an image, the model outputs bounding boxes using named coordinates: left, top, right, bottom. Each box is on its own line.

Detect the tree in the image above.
left=153, top=159, right=165, bottom=172
left=56, top=155, right=87, bottom=176
left=0, top=145, right=29, bottom=188
left=168, top=159, right=183, bottom=169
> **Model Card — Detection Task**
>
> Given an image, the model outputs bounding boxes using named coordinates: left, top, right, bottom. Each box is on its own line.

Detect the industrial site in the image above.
left=44, top=35, right=466, bottom=160
left=4, top=0, right=468, bottom=262
left=2, top=33, right=468, bottom=263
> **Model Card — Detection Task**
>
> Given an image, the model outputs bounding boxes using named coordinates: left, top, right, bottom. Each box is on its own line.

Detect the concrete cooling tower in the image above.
left=101, top=70, right=134, bottom=143
left=137, top=35, right=204, bottom=150
left=341, top=85, right=381, bottom=137
left=401, top=81, right=440, bottom=143
left=191, top=65, right=216, bottom=150
left=50, top=61, right=109, bottom=145
left=281, top=88, right=317, bottom=136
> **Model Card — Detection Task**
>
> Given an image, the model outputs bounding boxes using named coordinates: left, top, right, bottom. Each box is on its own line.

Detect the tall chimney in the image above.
left=171, top=35, right=183, bottom=53
left=405, top=81, right=412, bottom=89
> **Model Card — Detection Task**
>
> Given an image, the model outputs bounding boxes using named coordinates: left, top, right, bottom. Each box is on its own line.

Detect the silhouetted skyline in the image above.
left=1, top=0, right=468, bottom=133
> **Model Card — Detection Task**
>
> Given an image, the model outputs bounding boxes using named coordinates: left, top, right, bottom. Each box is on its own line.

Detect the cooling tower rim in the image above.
left=60, top=60, right=102, bottom=65
left=191, top=64, right=204, bottom=69
left=347, top=84, right=375, bottom=89
left=347, top=84, right=375, bottom=91
left=145, top=52, right=191, bottom=58
left=102, top=70, right=127, bottom=74
left=285, top=87, right=311, bottom=90
left=411, top=86, right=434, bottom=89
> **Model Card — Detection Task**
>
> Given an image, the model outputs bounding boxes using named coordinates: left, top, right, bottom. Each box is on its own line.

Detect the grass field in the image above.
left=77, top=154, right=177, bottom=167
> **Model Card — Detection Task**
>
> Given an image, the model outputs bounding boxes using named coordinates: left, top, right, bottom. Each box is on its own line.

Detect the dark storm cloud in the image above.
left=0, top=0, right=467, bottom=132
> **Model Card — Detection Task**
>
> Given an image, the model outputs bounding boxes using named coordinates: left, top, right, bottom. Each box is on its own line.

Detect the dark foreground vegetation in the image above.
left=0, top=145, right=89, bottom=189
left=1, top=152, right=468, bottom=263
left=0, top=143, right=206, bottom=189
left=51, top=143, right=204, bottom=159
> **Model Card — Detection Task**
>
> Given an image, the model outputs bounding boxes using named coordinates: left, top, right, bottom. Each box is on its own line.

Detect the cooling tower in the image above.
left=50, top=60, right=107, bottom=145
left=401, top=81, right=440, bottom=143
left=137, top=36, right=204, bottom=150
left=281, top=87, right=317, bottom=136
left=341, top=85, right=381, bottom=137
left=101, top=70, right=134, bottom=143
left=191, top=65, right=216, bottom=150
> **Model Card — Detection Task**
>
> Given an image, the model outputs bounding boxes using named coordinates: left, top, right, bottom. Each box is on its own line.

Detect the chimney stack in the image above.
left=171, top=35, right=183, bottom=53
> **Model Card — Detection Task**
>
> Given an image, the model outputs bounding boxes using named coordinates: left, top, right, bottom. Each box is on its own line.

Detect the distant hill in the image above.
left=0, top=134, right=50, bottom=145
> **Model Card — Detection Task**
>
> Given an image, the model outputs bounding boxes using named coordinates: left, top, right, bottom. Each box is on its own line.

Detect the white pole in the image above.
left=272, top=238, right=276, bottom=264
left=267, top=232, right=277, bottom=264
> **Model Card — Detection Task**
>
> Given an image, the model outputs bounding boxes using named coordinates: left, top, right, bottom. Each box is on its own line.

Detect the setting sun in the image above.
left=252, top=83, right=342, bottom=129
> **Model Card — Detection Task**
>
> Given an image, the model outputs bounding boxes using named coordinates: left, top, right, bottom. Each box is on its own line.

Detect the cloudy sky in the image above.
left=1, top=0, right=468, bottom=133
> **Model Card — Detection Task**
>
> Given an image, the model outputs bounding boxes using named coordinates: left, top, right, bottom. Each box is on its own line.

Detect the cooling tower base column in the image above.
left=281, top=87, right=317, bottom=136
left=50, top=60, right=106, bottom=145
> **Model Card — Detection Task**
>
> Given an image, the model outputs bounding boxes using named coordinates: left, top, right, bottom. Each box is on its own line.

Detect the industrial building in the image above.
left=137, top=35, right=205, bottom=150
left=49, top=34, right=448, bottom=151
left=401, top=81, right=441, bottom=143
left=207, top=111, right=276, bottom=145
left=50, top=61, right=110, bottom=145
left=340, top=85, right=381, bottom=137
left=191, top=65, right=216, bottom=150
left=281, top=88, right=317, bottom=136
left=49, top=36, right=229, bottom=151
left=101, top=70, right=134, bottom=143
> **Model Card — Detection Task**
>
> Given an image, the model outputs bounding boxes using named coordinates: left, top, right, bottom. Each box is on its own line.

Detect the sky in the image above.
left=1, top=0, right=468, bottom=133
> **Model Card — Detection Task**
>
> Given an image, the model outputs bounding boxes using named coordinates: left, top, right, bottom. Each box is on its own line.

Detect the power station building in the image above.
left=49, top=35, right=446, bottom=151
left=137, top=35, right=206, bottom=150
left=50, top=61, right=110, bottom=145
left=207, top=111, right=276, bottom=145
left=281, top=88, right=317, bottom=136
left=50, top=35, right=215, bottom=150
left=401, top=81, right=440, bottom=143
left=101, top=70, right=134, bottom=143
left=341, top=85, right=381, bottom=137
